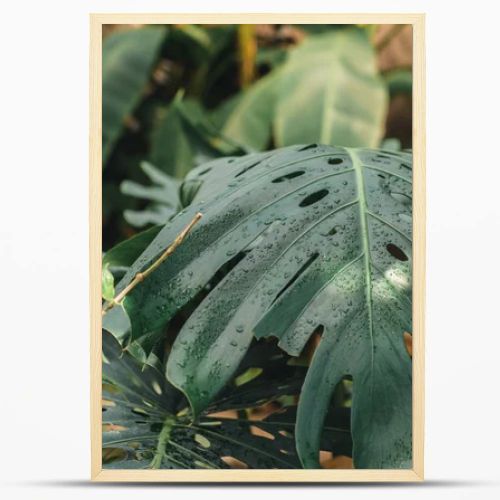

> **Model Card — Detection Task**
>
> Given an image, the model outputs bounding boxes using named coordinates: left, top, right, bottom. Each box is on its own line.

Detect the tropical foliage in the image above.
left=101, top=23, right=413, bottom=470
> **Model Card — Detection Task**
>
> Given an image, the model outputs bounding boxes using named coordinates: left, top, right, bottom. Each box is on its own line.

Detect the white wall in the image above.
left=1, top=1, right=499, bottom=499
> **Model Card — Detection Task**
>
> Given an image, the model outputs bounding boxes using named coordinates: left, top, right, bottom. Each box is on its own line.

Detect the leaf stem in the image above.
left=102, top=212, right=202, bottom=315
left=150, top=415, right=175, bottom=469
left=238, top=24, right=256, bottom=88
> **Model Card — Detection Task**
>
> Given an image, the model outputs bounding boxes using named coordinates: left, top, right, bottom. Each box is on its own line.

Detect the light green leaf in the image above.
left=221, top=74, right=278, bottom=150
left=223, top=29, right=388, bottom=149
left=101, top=264, right=115, bottom=301
left=120, top=162, right=181, bottom=228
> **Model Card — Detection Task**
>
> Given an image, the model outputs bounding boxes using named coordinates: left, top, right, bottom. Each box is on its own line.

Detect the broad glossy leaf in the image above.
left=221, top=75, right=278, bottom=150
left=103, top=223, right=163, bottom=269
left=222, top=29, right=388, bottom=149
left=117, top=144, right=412, bottom=468
left=103, top=331, right=348, bottom=469
left=102, top=28, right=166, bottom=163
left=150, top=93, right=245, bottom=179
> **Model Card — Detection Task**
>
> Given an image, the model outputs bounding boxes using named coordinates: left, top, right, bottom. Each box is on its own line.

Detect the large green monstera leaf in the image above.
left=115, top=144, right=412, bottom=468
left=102, top=330, right=350, bottom=469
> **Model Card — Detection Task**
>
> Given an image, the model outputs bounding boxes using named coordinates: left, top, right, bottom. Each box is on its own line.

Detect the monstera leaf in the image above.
left=102, top=27, right=166, bottom=163
left=222, top=29, right=388, bottom=150
left=115, top=144, right=412, bottom=468
left=120, top=162, right=181, bottom=228
left=102, top=330, right=350, bottom=469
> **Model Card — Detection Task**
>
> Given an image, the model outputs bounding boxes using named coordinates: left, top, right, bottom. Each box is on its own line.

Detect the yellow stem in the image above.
left=102, top=212, right=202, bottom=315
left=238, top=24, right=257, bottom=89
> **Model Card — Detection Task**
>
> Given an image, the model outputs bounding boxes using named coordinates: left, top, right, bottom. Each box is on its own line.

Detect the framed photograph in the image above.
left=90, top=13, right=425, bottom=482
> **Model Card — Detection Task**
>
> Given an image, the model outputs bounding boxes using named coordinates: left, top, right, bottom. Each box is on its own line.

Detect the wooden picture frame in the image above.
left=90, top=13, right=425, bottom=482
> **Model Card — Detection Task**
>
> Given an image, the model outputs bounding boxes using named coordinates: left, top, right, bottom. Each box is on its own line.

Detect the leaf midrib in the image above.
left=348, top=147, right=375, bottom=395
left=320, top=32, right=349, bottom=144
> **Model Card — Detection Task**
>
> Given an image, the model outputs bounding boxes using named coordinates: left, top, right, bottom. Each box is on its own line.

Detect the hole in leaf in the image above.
left=319, top=450, right=334, bottom=466
left=194, top=433, right=211, bottom=448
left=272, top=170, right=305, bottom=183
left=287, top=326, right=323, bottom=365
left=328, top=157, right=343, bottom=165
left=298, top=143, right=318, bottom=151
left=235, top=367, right=263, bottom=387
left=273, top=253, right=319, bottom=304
left=250, top=426, right=275, bottom=440
left=386, top=243, right=408, bottom=261
left=404, top=332, right=412, bottom=357
left=198, top=167, right=211, bottom=176
left=194, top=460, right=212, bottom=469
left=131, top=408, right=149, bottom=417
left=200, top=420, right=222, bottom=426
left=102, top=383, right=119, bottom=394
left=235, top=161, right=260, bottom=177
left=151, top=381, right=162, bottom=395
left=299, top=189, right=329, bottom=207
left=208, top=409, right=237, bottom=419
left=221, top=456, right=249, bottom=469
left=103, top=423, right=127, bottom=432
left=103, top=448, right=127, bottom=464
left=321, top=453, right=354, bottom=469
left=328, top=227, right=337, bottom=236
left=377, top=174, right=386, bottom=179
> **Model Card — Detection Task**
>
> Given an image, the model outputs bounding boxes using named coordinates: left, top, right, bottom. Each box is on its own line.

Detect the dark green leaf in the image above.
left=150, top=93, right=245, bottom=179
left=102, top=331, right=311, bottom=469
left=103, top=28, right=166, bottom=163
left=384, top=69, right=412, bottom=96
left=103, top=223, right=163, bottom=268
left=118, top=144, right=412, bottom=468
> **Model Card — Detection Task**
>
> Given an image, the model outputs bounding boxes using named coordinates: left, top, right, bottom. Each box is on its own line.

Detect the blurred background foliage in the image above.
left=102, top=23, right=412, bottom=250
